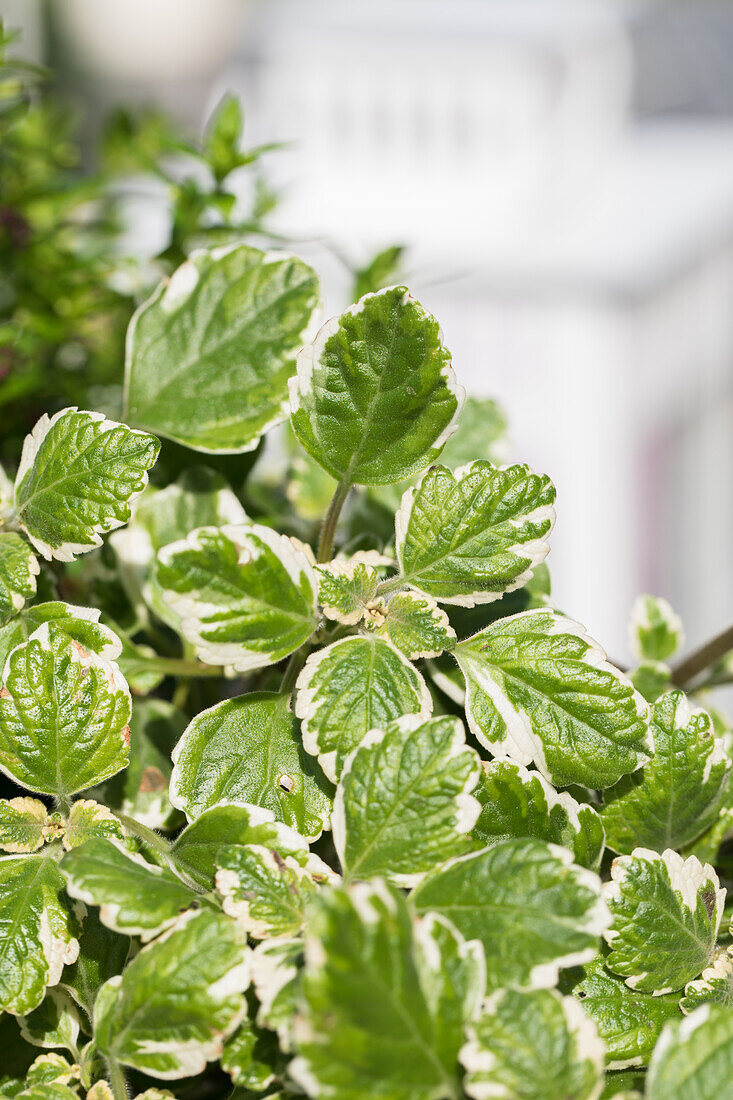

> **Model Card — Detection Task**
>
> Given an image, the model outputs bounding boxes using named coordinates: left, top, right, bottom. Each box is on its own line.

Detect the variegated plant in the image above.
left=1, top=248, right=732, bottom=1100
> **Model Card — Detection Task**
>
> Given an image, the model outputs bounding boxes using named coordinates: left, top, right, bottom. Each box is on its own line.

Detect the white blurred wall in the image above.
left=7, top=0, right=733, bottom=660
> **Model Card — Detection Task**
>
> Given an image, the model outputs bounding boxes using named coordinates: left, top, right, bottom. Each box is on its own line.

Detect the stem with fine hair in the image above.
left=671, top=622, right=733, bottom=689
left=316, top=480, right=351, bottom=563
left=106, top=1059, right=128, bottom=1100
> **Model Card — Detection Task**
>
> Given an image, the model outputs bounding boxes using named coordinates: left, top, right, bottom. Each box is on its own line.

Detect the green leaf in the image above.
left=461, top=988, right=604, bottom=1100
left=0, top=603, right=122, bottom=675
left=629, top=595, right=684, bottom=663
left=374, top=590, right=456, bottom=660
left=0, top=623, right=131, bottom=798
left=455, top=609, right=651, bottom=788
left=170, top=692, right=332, bottom=839
left=250, top=937, right=302, bottom=1053
left=564, top=955, right=680, bottom=1069
left=0, top=853, right=79, bottom=1015
left=97, top=698, right=185, bottom=831
left=603, top=848, right=724, bottom=994
left=0, top=1014, right=38, bottom=1096
left=600, top=691, right=730, bottom=854
left=221, top=1014, right=281, bottom=1091
left=290, top=286, right=463, bottom=486
left=24, top=1051, right=78, bottom=1088
left=109, top=467, right=248, bottom=616
left=204, top=94, right=245, bottom=181
left=216, top=844, right=319, bottom=938
left=125, top=245, right=321, bottom=453
left=13, top=409, right=159, bottom=562
left=316, top=558, right=380, bottom=625
left=395, top=461, right=555, bottom=606
left=156, top=524, right=318, bottom=672
left=630, top=660, right=672, bottom=704
left=294, top=635, right=431, bottom=783
left=61, top=839, right=196, bottom=942
left=59, top=907, right=129, bottom=1022
left=289, top=881, right=484, bottom=1100
left=93, top=909, right=249, bottom=1079
left=333, top=714, right=480, bottom=884
left=411, top=838, right=609, bottom=991
left=0, top=798, right=51, bottom=854
left=171, top=801, right=312, bottom=889
left=62, top=801, right=123, bottom=851
left=646, top=1005, right=733, bottom=1100
left=18, top=989, right=81, bottom=1054
left=472, top=760, right=605, bottom=870
left=0, top=534, right=38, bottom=627
left=680, top=947, right=733, bottom=1014
left=437, top=395, right=508, bottom=468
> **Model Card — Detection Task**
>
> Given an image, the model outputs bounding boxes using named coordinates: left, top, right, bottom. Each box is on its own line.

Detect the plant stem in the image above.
left=317, top=480, right=351, bottom=563
left=671, top=622, right=733, bottom=689
left=106, top=1058, right=128, bottom=1100
left=125, top=655, right=221, bottom=679
left=116, top=813, right=205, bottom=894
left=376, top=573, right=406, bottom=597
left=280, top=649, right=307, bottom=694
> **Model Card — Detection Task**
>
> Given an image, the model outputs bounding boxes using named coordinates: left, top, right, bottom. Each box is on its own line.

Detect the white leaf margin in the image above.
left=14, top=408, right=157, bottom=562
left=289, top=286, right=465, bottom=483
left=125, top=245, right=323, bottom=455
left=456, top=610, right=652, bottom=784
left=394, top=460, right=556, bottom=608
left=156, top=523, right=318, bottom=673
left=331, top=713, right=481, bottom=887
left=602, top=847, right=725, bottom=995
left=460, top=987, right=606, bottom=1100
left=294, top=634, right=433, bottom=783
left=94, top=908, right=250, bottom=1080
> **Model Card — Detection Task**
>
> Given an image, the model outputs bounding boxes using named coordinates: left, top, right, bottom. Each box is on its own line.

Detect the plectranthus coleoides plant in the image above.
left=0, top=242, right=733, bottom=1100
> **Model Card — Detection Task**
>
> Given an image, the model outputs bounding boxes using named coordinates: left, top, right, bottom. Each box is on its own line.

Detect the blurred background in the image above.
left=2, top=0, right=733, bottom=661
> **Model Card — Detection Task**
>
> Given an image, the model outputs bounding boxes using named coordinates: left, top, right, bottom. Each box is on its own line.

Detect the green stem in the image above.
left=671, top=622, right=733, bottom=689
left=125, top=656, right=221, bottom=679
left=280, top=649, right=307, bottom=694
left=116, top=813, right=205, bottom=894
left=106, top=1058, right=128, bottom=1100
left=375, top=573, right=406, bottom=597
left=317, top=480, right=351, bottom=563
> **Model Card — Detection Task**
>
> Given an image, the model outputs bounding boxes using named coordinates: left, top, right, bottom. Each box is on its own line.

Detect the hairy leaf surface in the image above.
left=411, top=838, right=609, bottom=991
left=295, top=635, right=431, bottom=782
left=455, top=610, right=651, bottom=788
left=0, top=534, right=38, bottom=628
left=125, top=245, right=321, bottom=453
left=603, top=849, right=724, bottom=994
left=600, top=691, right=730, bottom=854
left=170, top=692, right=331, bottom=839
left=13, top=409, right=158, bottom=561
left=290, top=286, right=463, bottom=485
left=395, top=461, right=555, bottom=605
left=94, top=909, right=249, bottom=1079
left=0, top=624, right=130, bottom=798
left=156, top=524, right=318, bottom=672
left=564, top=954, right=680, bottom=1069
left=0, top=854, right=79, bottom=1015
left=472, top=760, right=605, bottom=870
left=333, top=714, right=480, bottom=884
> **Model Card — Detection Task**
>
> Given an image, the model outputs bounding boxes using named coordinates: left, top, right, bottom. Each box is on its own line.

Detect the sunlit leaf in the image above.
left=290, top=286, right=463, bottom=485
left=455, top=610, right=651, bottom=788
left=125, top=245, right=320, bottom=453
left=13, top=409, right=159, bottom=562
